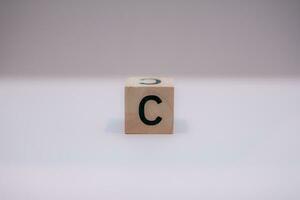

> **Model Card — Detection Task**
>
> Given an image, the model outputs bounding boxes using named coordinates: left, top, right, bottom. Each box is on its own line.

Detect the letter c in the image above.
left=139, top=95, right=162, bottom=125
left=140, top=78, right=161, bottom=85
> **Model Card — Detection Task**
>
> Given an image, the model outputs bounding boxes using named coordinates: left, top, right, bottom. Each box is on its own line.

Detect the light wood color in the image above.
left=125, top=77, right=174, bottom=134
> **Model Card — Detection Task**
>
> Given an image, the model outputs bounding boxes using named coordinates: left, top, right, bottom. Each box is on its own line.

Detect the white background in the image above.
left=0, top=78, right=299, bottom=199
left=1, top=0, right=300, bottom=199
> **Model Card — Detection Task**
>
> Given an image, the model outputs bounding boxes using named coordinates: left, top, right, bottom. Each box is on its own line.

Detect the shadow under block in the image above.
left=125, top=77, right=174, bottom=134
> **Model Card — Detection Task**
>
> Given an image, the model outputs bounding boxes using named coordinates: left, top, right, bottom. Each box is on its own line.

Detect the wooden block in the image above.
left=125, top=77, right=174, bottom=134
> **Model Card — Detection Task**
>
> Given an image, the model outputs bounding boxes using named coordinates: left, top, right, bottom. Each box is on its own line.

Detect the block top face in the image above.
left=125, top=77, right=173, bottom=87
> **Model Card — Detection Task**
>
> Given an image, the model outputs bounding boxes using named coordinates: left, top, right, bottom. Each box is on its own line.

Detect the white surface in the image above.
left=0, top=78, right=300, bottom=199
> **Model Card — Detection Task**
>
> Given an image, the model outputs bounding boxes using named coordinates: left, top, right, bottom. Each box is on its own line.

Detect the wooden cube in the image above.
left=125, top=77, right=174, bottom=134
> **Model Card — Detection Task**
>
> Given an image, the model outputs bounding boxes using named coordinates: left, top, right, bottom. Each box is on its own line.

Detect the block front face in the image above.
left=125, top=77, right=174, bottom=134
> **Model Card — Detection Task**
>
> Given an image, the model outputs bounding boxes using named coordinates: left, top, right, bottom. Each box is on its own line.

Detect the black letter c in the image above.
left=140, top=78, right=161, bottom=85
left=139, top=95, right=162, bottom=125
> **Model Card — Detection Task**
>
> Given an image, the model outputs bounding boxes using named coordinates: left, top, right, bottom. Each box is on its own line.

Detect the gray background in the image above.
left=1, top=0, right=300, bottom=77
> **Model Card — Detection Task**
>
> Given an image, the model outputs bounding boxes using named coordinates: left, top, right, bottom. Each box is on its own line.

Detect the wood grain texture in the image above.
left=125, top=77, right=174, bottom=134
